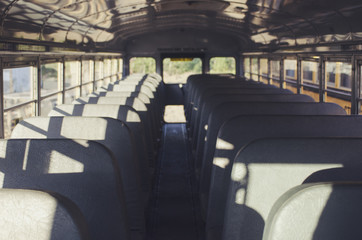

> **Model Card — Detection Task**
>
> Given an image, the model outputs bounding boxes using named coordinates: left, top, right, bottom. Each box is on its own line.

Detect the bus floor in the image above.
left=147, top=123, right=203, bottom=240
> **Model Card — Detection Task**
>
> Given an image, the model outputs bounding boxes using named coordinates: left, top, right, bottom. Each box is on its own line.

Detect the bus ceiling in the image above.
left=0, top=1, right=362, bottom=54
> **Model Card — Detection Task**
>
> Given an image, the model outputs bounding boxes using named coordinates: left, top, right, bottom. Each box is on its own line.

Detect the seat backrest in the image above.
left=0, top=139, right=129, bottom=240
left=263, top=182, right=362, bottom=240
left=197, top=101, right=345, bottom=175
left=0, top=188, right=90, bottom=240
left=10, top=117, right=145, bottom=236
left=206, top=115, right=362, bottom=239
left=72, top=97, right=156, bottom=145
left=223, top=138, right=362, bottom=240
left=48, top=104, right=151, bottom=191
left=191, top=92, right=314, bottom=144
left=101, top=84, right=155, bottom=99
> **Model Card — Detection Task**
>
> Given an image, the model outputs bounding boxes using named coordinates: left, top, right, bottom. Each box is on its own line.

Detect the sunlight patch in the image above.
left=48, top=151, right=84, bottom=173
left=213, top=157, right=230, bottom=169
left=216, top=138, right=234, bottom=150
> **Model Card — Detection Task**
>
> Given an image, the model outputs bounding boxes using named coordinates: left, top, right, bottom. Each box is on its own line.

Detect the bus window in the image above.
left=111, top=59, right=118, bottom=82
left=302, top=61, right=319, bottom=85
left=95, top=60, right=104, bottom=87
left=65, top=61, right=80, bottom=89
left=41, top=93, right=62, bottom=117
left=325, top=62, right=351, bottom=90
left=244, top=58, right=250, bottom=79
left=284, top=59, right=297, bottom=93
left=251, top=58, right=258, bottom=81
left=103, top=59, right=112, bottom=85
left=325, top=61, right=352, bottom=114
left=284, top=59, right=297, bottom=82
left=271, top=60, right=280, bottom=87
left=41, top=62, right=61, bottom=96
left=3, top=66, right=36, bottom=138
left=260, top=58, right=268, bottom=84
left=130, top=57, right=156, bottom=74
left=209, top=57, right=235, bottom=75
left=65, top=60, right=80, bottom=103
left=163, top=58, right=202, bottom=84
left=301, top=61, right=319, bottom=102
left=81, top=60, right=94, bottom=97
left=118, top=58, right=123, bottom=78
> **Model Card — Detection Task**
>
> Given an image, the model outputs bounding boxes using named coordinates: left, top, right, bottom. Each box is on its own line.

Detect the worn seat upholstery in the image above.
left=0, top=139, right=130, bottom=240
left=262, top=182, right=362, bottom=240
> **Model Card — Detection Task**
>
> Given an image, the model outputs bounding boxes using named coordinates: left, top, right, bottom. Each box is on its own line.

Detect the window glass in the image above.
left=95, top=60, right=103, bottom=80
left=302, top=61, right=319, bottom=84
left=82, top=60, right=93, bottom=83
left=284, top=59, right=297, bottom=81
left=271, top=60, right=280, bottom=79
left=111, top=59, right=118, bottom=75
left=65, top=61, right=80, bottom=89
left=3, top=66, right=35, bottom=109
left=163, top=58, right=202, bottom=84
left=260, top=58, right=268, bottom=83
left=118, top=58, right=123, bottom=74
left=96, top=79, right=105, bottom=89
left=40, top=93, right=62, bottom=116
left=104, top=59, right=111, bottom=77
left=209, top=57, right=236, bottom=74
left=244, top=58, right=250, bottom=78
left=41, top=62, right=61, bottom=96
left=82, top=83, right=93, bottom=97
left=64, top=88, right=80, bottom=104
left=325, top=62, right=352, bottom=90
left=251, top=58, right=258, bottom=81
left=4, top=103, right=35, bottom=138
left=326, top=62, right=337, bottom=88
left=130, top=57, right=156, bottom=74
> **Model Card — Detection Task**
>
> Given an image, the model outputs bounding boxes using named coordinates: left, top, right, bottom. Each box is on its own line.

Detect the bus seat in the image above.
left=10, top=117, right=145, bottom=237
left=263, top=182, right=362, bottom=240
left=0, top=139, right=130, bottom=240
left=206, top=115, right=362, bottom=239
left=48, top=104, right=152, bottom=190
left=72, top=97, right=158, bottom=148
left=0, top=188, right=90, bottom=240
left=222, top=138, right=362, bottom=240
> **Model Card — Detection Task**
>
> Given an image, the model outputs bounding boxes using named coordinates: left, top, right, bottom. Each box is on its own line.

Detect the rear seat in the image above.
left=207, top=116, right=362, bottom=239
left=48, top=104, right=153, bottom=188
left=0, top=188, right=90, bottom=240
left=223, top=138, right=362, bottom=240
left=263, top=182, right=362, bottom=240
left=0, top=139, right=130, bottom=240
left=10, top=117, right=146, bottom=239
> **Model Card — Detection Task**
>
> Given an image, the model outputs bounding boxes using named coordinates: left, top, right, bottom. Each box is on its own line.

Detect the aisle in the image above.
left=148, top=123, right=201, bottom=240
